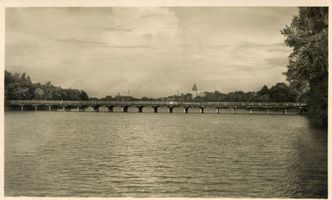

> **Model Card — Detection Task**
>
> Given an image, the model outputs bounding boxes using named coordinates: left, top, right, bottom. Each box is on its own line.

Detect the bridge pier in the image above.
left=108, top=106, right=114, bottom=112
left=265, top=109, right=270, bottom=115
left=7, top=101, right=308, bottom=115
left=122, top=106, right=128, bottom=113
left=298, top=108, right=303, bottom=115
left=64, top=106, right=71, bottom=111
left=137, top=106, right=143, bottom=113
left=168, top=106, right=174, bottom=113
left=152, top=106, right=158, bottom=113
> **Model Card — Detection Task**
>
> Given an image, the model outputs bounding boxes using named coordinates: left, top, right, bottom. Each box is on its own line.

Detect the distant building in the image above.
left=192, top=83, right=198, bottom=97
left=191, top=83, right=205, bottom=98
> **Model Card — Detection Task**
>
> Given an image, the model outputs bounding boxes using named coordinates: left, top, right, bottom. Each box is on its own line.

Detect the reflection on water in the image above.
left=5, top=112, right=327, bottom=197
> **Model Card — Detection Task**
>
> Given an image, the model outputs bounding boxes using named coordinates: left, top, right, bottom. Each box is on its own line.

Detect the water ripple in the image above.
left=5, top=112, right=327, bottom=197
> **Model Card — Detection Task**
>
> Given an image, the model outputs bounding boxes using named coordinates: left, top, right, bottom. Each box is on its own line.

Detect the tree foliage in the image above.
left=5, top=71, right=89, bottom=101
left=5, top=70, right=301, bottom=104
left=281, top=7, right=328, bottom=128
left=154, top=83, right=298, bottom=102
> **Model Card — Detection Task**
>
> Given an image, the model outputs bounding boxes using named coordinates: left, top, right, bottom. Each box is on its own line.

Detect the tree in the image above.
left=34, top=88, right=45, bottom=99
left=26, top=76, right=32, bottom=84
left=226, top=91, right=245, bottom=102
left=43, top=82, right=53, bottom=100
left=79, top=90, right=89, bottom=100
left=5, top=70, right=91, bottom=101
left=21, top=72, right=26, bottom=81
left=243, top=92, right=257, bottom=102
left=11, top=87, right=31, bottom=100
left=183, top=93, right=193, bottom=101
left=102, top=95, right=114, bottom=101
left=256, top=94, right=271, bottom=102
left=257, top=85, right=269, bottom=96
left=281, top=7, right=328, bottom=128
left=268, top=82, right=297, bottom=102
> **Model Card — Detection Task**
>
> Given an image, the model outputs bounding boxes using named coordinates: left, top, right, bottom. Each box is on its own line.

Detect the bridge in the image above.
left=6, top=100, right=308, bottom=115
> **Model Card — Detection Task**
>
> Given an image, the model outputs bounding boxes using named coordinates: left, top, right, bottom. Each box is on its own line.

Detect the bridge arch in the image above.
left=6, top=100, right=308, bottom=115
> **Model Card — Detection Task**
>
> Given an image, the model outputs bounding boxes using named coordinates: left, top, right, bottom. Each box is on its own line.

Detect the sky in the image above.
left=5, top=7, right=298, bottom=98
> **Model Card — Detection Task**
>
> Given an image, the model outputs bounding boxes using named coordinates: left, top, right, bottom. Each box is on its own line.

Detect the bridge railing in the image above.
left=7, top=100, right=307, bottom=107
left=200, top=102, right=307, bottom=107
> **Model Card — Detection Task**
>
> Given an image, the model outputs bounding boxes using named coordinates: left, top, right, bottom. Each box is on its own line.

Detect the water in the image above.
left=5, top=112, right=327, bottom=197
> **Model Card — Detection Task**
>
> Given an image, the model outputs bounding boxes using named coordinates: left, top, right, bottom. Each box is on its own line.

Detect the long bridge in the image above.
left=6, top=100, right=308, bottom=115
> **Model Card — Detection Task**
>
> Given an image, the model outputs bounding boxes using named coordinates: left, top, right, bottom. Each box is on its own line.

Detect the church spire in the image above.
left=192, top=83, right=198, bottom=91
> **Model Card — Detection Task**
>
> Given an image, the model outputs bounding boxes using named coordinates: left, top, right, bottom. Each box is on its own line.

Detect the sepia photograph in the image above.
left=3, top=4, right=328, bottom=198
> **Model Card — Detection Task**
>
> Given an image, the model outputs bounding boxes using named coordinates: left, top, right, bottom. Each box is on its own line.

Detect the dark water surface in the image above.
left=5, top=112, right=327, bottom=197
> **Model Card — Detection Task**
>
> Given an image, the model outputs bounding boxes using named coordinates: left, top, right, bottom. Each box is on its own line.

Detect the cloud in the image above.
left=238, top=42, right=285, bottom=48
left=265, top=56, right=289, bottom=67
left=46, top=36, right=106, bottom=45
left=46, top=36, right=155, bottom=49
left=98, top=26, right=132, bottom=32
left=5, top=7, right=297, bottom=97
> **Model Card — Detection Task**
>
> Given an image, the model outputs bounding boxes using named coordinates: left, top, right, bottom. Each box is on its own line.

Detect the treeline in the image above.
left=282, top=7, right=328, bottom=128
left=5, top=71, right=89, bottom=101
left=5, top=70, right=301, bottom=103
left=156, top=82, right=300, bottom=102
left=96, top=82, right=300, bottom=103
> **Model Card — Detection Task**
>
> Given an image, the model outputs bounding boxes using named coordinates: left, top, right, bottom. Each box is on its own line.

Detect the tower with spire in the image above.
left=192, top=83, right=198, bottom=98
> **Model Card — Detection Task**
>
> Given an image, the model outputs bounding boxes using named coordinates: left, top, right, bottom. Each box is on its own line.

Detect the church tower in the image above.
left=192, top=83, right=198, bottom=97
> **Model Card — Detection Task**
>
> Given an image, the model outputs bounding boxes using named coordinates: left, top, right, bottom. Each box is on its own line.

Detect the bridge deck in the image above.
left=7, top=100, right=307, bottom=108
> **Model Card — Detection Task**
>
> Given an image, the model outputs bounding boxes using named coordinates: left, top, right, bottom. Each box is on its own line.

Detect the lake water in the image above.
left=5, top=111, right=327, bottom=197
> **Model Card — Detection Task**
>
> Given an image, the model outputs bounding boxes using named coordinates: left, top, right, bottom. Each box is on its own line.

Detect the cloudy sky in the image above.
left=5, top=7, right=297, bottom=98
